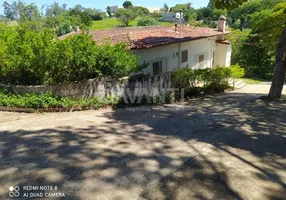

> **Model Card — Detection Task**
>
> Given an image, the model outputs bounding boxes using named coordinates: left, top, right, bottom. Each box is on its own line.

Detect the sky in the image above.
left=0, top=0, right=209, bottom=15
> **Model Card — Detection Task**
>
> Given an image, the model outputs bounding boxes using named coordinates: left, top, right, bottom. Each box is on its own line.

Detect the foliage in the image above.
left=96, top=42, right=138, bottom=78
left=0, top=25, right=139, bottom=85
left=228, top=29, right=275, bottom=80
left=123, top=1, right=133, bottom=9
left=106, top=6, right=112, bottom=18
left=163, top=3, right=169, bottom=13
left=229, top=64, right=245, bottom=79
left=0, top=17, right=9, bottom=24
left=115, top=8, right=136, bottom=27
left=137, top=17, right=158, bottom=26
left=228, top=2, right=286, bottom=80
left=0, top=89, right=120, bottom=110
left=215, top=0, right=248, bottom=10
left=196, top=7, right=212, bottom=21
left=170, top=3, right=197, bottom=22
left=250, top=2, right=286, bottom=50
left=134, top=6, right=150, bottom=16
left=171, top=66, right=244, bottom=97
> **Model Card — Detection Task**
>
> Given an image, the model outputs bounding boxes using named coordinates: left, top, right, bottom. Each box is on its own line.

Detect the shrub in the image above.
left=230, top=64, right=245, bottom=79
left=0, top=24, right=139, bottom=85
left=137, top=17, right=158, bottom=26
left=0, top=89, right=120, bottom=110
left=171, top=66, right=240, bottom=98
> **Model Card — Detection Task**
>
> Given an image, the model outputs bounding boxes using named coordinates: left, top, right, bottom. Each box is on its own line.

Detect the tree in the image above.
left=170, top=3, right=197, bottom=22
left=137, top=17, right=158, bottom=26
left=106, top=6, right=112, bottom=18
left=251, top=3, right=286, bottom=98
left=163, top=3, right=169, bottom=13
left=3, top=1, right=18, bottom=20
left=134, top=6, right=150, bottom=16
left=17, top=2, right=40, bottom=22
left=115, top=8, right=136, bottom=27
left=122, top=1, right=133, bottom=9
left=215, top=0, right=286, bottom=99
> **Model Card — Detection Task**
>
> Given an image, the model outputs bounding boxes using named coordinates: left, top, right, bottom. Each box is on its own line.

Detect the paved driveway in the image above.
left=0, top=83, right=285, bottom=200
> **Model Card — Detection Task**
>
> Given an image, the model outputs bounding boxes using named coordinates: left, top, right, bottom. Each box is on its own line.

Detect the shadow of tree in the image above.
left=0, top=92, right=285, bottom=200
left=107, top=93, right=286, bottom=200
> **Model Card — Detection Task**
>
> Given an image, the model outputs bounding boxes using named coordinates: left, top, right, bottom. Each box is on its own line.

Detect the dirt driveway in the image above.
left=0, top=83, right=285, bottom=200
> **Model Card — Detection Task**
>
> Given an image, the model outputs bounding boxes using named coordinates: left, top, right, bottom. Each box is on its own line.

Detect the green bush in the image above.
left=0, top=24, right=139, bottom=85
left=137, top=17, right=158, bottom=26
left=0, top=89, right=120, bottom=110
left=230, top=64, right=245, bottom=79
left=171, top=66, right=244, bottom=98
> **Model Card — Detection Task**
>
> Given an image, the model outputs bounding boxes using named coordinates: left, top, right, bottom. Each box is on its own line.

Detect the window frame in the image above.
left=198, top=54, right=205, bottom=63
left=152, top=60, right=163, bottom=75
left=181, top=50, right=188, bottom=63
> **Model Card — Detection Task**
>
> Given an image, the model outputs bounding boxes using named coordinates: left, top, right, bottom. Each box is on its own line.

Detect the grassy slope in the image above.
left=239, top=78, right=265, bottom=84
left=90, top=18, right=172, bottom=30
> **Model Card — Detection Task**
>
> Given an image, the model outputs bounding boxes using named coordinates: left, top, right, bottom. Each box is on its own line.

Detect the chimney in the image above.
left=218, top=15, right=226, bottom=32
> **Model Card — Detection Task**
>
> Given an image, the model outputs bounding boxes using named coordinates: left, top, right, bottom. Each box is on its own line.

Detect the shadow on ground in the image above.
left=0, top=92, right=285, bottom=200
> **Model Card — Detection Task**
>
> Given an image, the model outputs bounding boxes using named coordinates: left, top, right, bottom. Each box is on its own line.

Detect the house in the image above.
left=108, top=6, right=123, bottom=14
left=60, top=17, right=231, bottom=76
left=146, top=7, right=161, bottom=13
left=162, top=13, right=182, bottom=23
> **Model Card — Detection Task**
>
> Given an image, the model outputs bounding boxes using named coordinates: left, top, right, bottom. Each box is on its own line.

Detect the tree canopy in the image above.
left=123, top=1, right=133, bottom=9
left=115, top=8, right=136, bottom=27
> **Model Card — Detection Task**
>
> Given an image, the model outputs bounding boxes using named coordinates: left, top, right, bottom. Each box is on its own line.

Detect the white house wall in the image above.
left=180, top=38, right=216, bottom=69
left=214, top=43, right=232, bottom=67
left=134, top=43, right=180, bottom=75
left=134, top=36, right=229, bottom=75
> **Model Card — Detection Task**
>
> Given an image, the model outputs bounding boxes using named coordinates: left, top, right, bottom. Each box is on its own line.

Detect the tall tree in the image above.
left=3, top=1, right=18, bottom=20
left=115, top=8, right=136, bottom=26
left=106, top=6, right=112, bottom=18
left=122, top=1, right=133, bottom=9
left=163, top=3, right=169, bottom=13
left=215, top=0, right=286, bottom=99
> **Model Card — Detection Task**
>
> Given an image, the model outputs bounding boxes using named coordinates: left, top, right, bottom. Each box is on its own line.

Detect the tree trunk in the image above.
left=268, top=28, right=286, bottom=99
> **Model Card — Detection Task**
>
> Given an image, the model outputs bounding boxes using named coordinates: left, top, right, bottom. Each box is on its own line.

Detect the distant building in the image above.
left=146, top=7, right=160, bottom=13
left=162, top=12, right=183, bottom=23
left=108, top=6, right=123, bottom=14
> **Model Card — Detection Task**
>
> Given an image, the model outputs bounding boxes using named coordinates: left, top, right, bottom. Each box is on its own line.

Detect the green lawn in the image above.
left=239, top=78, right=265, bottom=84
left=90, top=18, right=173, bottom=31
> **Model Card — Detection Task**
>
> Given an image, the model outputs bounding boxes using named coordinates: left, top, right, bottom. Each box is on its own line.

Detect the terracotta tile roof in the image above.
left=59, top=25, right=230, bottom=50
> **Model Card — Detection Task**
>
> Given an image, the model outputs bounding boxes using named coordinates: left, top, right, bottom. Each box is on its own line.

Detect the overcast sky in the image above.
left=0, top=0, right=209, bottom=15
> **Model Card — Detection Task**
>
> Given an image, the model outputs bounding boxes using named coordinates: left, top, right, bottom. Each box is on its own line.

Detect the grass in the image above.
left=239, top=78, right=265, bottom=84
left=90, top=18, right=173, bottom=30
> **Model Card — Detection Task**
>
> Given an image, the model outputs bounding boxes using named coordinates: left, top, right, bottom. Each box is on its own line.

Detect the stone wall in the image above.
left=2, top=74, right=172, bottom=100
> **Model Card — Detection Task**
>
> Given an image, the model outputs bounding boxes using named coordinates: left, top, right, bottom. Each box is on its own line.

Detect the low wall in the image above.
left=2, top=74, right=172, bottom=100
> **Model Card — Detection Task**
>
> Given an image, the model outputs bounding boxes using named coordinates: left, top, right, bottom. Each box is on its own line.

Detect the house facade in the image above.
left=134, top=36, right=231, bottom=76
left=59, top=17, right=231, bottom=76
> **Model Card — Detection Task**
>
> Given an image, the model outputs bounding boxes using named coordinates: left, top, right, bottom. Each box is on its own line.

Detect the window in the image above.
left=153, top=61, right=163, bottom=75
left=199, top=54, right=205, bottom=63
left=181, top=50, right=188, bottom=63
